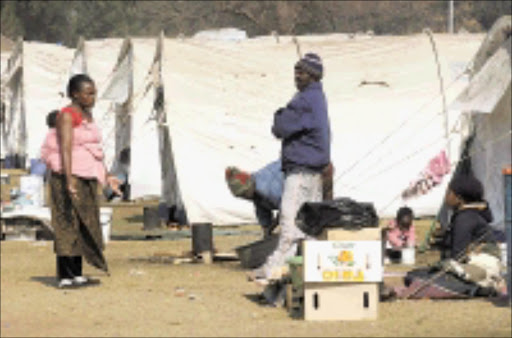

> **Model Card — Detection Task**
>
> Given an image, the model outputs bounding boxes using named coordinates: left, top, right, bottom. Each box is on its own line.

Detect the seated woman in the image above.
left=226, top=161, right=334, bottom=238
left=225, top=161, right=283, bottom=238
left=382, top=206, right=415, bottom=263
left=382, top=174, right=504, bottom=300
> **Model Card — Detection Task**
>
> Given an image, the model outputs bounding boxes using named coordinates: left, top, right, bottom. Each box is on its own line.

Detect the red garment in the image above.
left=60, top=106, right=83, bottom=128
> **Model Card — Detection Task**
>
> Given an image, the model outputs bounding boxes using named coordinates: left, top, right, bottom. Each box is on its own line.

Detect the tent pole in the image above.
left=504, top=166, right=512, bottom=303
left=424, top=28, right=450, bottom=158
left=448, top=0, right=454, bottom=34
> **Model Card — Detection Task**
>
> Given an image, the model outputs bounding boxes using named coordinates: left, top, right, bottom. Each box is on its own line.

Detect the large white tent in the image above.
left=84, top=36, right=172, bottom=201
left=161, top=32, right=484, bottom=224
left=5, top=30, right=505, bottom=227
left=1, top=39, right=73, bottom=167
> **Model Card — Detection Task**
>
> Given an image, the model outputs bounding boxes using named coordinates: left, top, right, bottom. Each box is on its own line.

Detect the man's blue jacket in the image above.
left=272, top=81, right=330, bottom=173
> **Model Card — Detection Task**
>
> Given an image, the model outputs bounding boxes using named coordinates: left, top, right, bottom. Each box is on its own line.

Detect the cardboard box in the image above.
left=304, top=282, right=378, bottom=321
left=318, top=227, right=381, bottom=241
left=303, top=240, right=382, bottom=283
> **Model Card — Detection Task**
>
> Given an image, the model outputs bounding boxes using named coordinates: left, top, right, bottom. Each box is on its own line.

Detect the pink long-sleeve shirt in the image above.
left=40, top=109, right=106, bottom=185
left=386, top=219, right=416, bottom=249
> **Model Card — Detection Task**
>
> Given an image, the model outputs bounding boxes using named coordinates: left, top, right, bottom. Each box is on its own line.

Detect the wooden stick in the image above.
left=292, top=36, right=302, bottom=59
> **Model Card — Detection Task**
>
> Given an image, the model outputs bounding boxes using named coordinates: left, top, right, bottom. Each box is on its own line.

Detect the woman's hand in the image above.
left=107, top=175, right=122, bottom=196
left=67, top=176, right=79, bottom=199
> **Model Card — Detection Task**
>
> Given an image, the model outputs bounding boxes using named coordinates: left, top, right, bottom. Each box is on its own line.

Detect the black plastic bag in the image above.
left=296, top=197, right=379, bottom=237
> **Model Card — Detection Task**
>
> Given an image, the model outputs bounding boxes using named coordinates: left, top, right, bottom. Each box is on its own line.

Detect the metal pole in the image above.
left=448, top=0, right=454, bottom=34
left=504, top=166, right=512, bottom=303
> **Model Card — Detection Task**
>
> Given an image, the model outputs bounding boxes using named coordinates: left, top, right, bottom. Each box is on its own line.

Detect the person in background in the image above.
left=438, top=174, right=503, bottom=294
left=41, top=74, right=121, bottom=288
left=104, top=147, right=130, bottom=202
left=226, top=160, right=282, bottom=238
left=441, top=174, right=499, bottom=260
left=248, top=52, right=331, bottom=284
left=226, top=160, right=334, bottom=238
left=382, top=206, right=415, bottom=263
left=46, top=110, right=58, bottom=129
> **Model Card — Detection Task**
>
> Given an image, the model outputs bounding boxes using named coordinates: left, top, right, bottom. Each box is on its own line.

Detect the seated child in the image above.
left=382, top=206, right=415, bottom=263
left=39, top=110, right=60, bottom=180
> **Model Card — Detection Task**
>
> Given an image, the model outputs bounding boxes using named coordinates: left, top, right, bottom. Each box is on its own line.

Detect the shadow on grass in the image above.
left=125, top=215, right=144, bottom=223
left=30, top=276, right=102, bottom=289
left=30, top=276, right=57, bottom=288
left=244, top=293, right=269, bottom=306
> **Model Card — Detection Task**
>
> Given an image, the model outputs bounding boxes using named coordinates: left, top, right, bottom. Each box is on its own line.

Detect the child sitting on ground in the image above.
left=382, top=206, right=415, bottom=263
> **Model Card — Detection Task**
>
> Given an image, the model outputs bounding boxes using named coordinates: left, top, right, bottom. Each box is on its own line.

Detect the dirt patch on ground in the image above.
left=1, top=207, right=511, bottom=337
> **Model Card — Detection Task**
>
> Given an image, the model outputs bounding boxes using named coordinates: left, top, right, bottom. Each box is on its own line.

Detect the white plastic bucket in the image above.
left=100, top=207, right=113, bottom=244
left=19, top=175, right=45, bottom=207
left=401, top=247, right=415, bottom=265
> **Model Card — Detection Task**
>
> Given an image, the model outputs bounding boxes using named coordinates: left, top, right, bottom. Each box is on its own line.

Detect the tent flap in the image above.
left=451, top=37, right=511, bottom=114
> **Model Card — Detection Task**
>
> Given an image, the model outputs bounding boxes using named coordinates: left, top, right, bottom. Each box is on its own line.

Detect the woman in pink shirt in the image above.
left=42, top=74, right=120, bottom=288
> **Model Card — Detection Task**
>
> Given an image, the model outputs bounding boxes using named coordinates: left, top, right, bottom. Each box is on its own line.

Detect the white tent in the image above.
left=193, top=28, right=248, bottom=42
left=1, top=38, right=72, bottom=167
left=1, top=38, right=25, bottom=165
left=3, top=31, right=497, bottom=227
left=69, top=36, right=87, bottom=78
left=161, top=32, right=484, bottom=225
left=86, top=36, right=169, bottom=201
left=0, top=51, right=9, bottom=160
left=80, top=38, right=123, bottom=173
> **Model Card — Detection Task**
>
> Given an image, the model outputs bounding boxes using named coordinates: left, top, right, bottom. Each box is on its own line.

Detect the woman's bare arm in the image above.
left=57, top=111, right=77, bottom=196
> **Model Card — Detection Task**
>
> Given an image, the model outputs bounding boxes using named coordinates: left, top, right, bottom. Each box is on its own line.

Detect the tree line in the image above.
left=1, top=1, right=510, bottom=47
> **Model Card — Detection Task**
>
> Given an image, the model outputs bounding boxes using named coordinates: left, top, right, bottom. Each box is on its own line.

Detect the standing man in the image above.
left=249, top=53, right=331, bottom=283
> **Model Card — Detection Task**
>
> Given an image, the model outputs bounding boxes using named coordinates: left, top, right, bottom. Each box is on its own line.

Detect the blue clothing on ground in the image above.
left=252, top=160, right=284, bottom=209
left=252, top=160, right=284, bottom=228
left=272, top=81, right=330, bottom=173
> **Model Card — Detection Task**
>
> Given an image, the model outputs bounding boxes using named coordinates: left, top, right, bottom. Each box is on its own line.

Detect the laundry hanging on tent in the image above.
left=402, top=150, right=451, bottom=199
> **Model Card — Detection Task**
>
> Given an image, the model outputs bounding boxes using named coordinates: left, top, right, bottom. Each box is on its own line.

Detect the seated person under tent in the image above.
left=104, top=148, right=130, bottom=202
left=225, top=160, right=333, bottom=237
left=381, top=174, right=505, bottom=300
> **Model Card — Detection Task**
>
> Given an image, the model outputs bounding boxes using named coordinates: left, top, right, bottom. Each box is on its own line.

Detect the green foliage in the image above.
left=1, top=1, right=24, bottom=39
left=1, top=0, right=511, bottom=45
left=472, top=0, right=512, bottom=29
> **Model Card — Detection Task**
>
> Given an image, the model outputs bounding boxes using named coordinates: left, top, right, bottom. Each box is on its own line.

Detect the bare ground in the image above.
left=1, top=205, right=511, bottom=337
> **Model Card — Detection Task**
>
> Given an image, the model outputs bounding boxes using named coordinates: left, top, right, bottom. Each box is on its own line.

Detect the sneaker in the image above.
left=58, top=278, right=73, bottom=288
left=252, top=279, right=269, bottom=287
left=73, top=276, right=88, bottom=285
left=247, top=268, right=268, bottom=284
left=74, top=276, right=101, bottom=287
left=263, top=220, right=279, bottom=238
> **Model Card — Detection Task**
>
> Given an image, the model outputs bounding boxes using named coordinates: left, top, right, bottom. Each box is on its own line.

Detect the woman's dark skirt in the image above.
left=49, top=172, right=108, bottom=273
